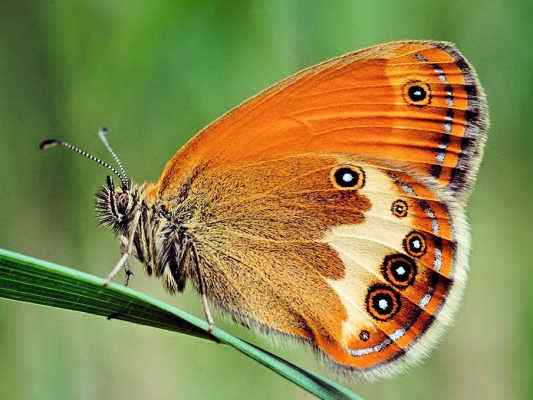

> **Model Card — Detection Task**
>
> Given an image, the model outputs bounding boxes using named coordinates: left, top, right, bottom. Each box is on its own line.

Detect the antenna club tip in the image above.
left=39, top=139, right=61, bottom=150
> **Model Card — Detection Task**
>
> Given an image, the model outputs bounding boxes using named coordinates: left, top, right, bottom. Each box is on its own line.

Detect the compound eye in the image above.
left=116, top=192, right=129, bottom=214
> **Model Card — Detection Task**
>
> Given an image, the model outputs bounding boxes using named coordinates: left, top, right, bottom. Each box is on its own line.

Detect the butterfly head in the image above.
left=40, top=129, right=176, bottom=278
left=95, top=175, right=141, bottom=234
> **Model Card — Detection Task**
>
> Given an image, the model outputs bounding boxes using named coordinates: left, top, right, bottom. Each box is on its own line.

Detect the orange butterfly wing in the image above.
left=149, top=41, right=487, bottom=377
left=157, top=41, right=487, bottom=201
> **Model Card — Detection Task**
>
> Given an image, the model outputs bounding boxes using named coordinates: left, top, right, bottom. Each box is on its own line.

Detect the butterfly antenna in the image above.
left=97, top=127, right=130, bottom=187
left=39, top=137, right=129, bottom=188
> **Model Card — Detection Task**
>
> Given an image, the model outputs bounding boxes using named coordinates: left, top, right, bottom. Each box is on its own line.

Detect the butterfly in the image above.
left=40, top=40, right=488, bottom=379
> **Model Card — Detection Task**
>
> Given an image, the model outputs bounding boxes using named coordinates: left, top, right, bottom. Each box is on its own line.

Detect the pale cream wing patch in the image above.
left=321, top=160, right=463, bottom=376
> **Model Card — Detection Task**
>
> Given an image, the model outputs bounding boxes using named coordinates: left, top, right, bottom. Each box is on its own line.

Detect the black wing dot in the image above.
left=382, top=254, right=417, bottom=289
left=391, top=199, right=408, bottom=218
left=331, top=165, right=365, bottom=189
left=408, top=85, right=426, bottom=102
left=366, top=284, right=401, bottom=321
left=403, top=81, right=431, bottom=106
left=403, top=231, right=427, bottom=258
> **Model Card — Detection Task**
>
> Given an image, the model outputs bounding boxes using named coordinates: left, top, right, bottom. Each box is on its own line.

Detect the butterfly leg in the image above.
left=103, top=252, right=128, bottom=286
left=103, top=209, right=142, bottom=286
left=123, top=261, right=135, bottom=286
left=189, top=240, right=215, bottom=333
left=201, top=288, right=215, bottom=333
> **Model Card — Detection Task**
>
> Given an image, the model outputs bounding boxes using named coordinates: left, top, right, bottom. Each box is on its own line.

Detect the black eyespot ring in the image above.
left=403, top=231, right=427, bottom=258
left=359, top=330, right=370, bottom=342
left=382, top=254, right=417, bottom=289
left=403, top=81, right=431, bottom=106
left=366, top=284, right=401, bottom=321
left=331, top=165, right=365, bottom=189
left=391, top=199, right=408, bottom=218
left=408, top=85, right=426, bottom=101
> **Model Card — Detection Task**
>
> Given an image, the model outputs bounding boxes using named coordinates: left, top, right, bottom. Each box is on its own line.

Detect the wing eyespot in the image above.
left=391, top=199, right=408, bottom=218
left=382, top=254, right=417, bottom=289
left=331, top=165, right=365, bottom=190
left=403, top=81, right=431, bottom=106
left=366, top=284, right=401, bottom=321
left=359, top=330, right=370, bottom=342
left=403, top=231, right=427, bottom=258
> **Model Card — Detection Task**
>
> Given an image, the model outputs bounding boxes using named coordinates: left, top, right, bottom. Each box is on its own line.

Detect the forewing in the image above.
left=158, top=41, right=487, bottom=202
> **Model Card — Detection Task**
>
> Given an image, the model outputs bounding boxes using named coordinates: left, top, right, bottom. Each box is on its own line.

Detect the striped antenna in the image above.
left=39, top=137, right=129, bottom=188
left=98, top=127, right=130, bottom=187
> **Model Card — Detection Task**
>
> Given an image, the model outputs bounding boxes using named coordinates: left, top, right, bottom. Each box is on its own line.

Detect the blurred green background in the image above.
left=0, top=1, right=530, bottom=399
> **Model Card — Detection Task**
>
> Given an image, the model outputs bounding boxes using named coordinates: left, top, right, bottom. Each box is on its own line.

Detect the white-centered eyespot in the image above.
left=382, top=254, right=417, bottom=289
left=331, top=165, right=365, bottom=190
left=366, top=284, right=401, bottom=321
left=403, top=231, right=427, bottom=258
left=403, top=81, right=431, bottom=106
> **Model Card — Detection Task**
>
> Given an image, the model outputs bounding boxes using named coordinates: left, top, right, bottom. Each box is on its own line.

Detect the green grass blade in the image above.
left=0, top=248, right=363, bottom=400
